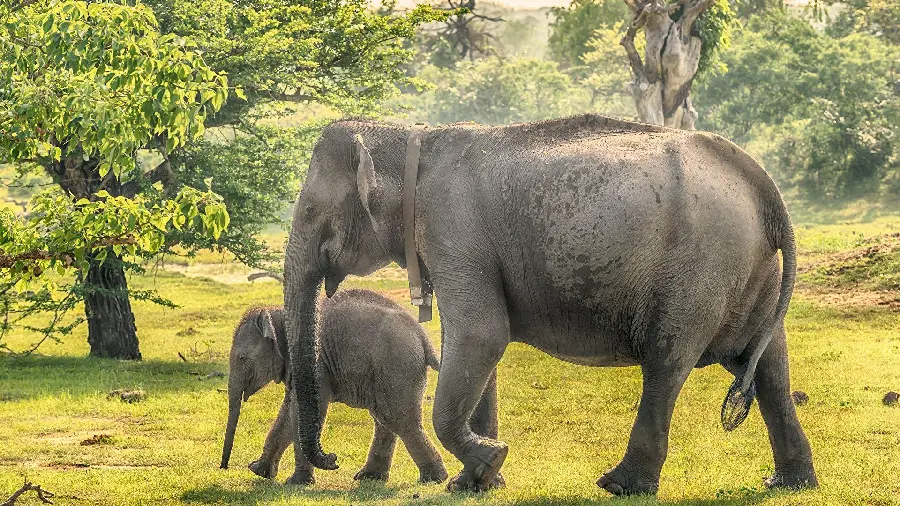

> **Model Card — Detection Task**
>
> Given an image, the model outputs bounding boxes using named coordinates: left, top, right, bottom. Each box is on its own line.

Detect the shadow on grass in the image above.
left=182, top=481, right=778, bottom=506
left=0, top=354, right=226, bottom=401
left=182, top=480, right=401, bottom=505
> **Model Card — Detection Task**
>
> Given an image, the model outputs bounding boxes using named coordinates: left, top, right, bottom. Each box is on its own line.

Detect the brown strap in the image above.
left=403, top=125, right=432, bottom=323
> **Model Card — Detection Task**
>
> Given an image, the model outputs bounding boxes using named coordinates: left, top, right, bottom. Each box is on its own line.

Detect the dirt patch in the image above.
left=796, top=287, right=900, bottom=309
left=799, top=233, right=900, bottom=294
left=16, top=461, right=159, bottom=470
left=107, top=389, right=146, bottom=403
left=81, top=434, right=115, bottom=446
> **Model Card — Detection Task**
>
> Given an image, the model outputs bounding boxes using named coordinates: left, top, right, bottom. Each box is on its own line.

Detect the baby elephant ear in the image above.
left=257, top=310, right=281, bottom=359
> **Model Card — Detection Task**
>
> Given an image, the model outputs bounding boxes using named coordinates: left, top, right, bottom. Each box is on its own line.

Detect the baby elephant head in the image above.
left=220, top=307, right=287, bottom=469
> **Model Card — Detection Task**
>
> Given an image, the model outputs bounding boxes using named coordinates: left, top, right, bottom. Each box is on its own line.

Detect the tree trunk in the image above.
left=621, top=0, right=711, bottom=130
left=84, top=249, right=141, bottom=360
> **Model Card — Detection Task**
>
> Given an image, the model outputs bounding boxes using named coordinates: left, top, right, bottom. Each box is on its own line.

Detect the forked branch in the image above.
left=1, top=479, right=55, bottom=506
left=680, top=0, right=715, bottom=31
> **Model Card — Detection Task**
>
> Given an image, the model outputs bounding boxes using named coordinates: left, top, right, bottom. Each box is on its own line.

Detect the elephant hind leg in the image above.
left=354, top=416, right=397, bottom=482
left=597, top=359, right=694, bottom=496
left=753, top=325, right=818, bottom=489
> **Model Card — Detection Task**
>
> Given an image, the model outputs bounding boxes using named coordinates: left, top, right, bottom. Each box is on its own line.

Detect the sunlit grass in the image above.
left=2, top=218, right=900, bottom=504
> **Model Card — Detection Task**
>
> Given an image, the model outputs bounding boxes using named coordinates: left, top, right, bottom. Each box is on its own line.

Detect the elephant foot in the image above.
left=446, top=441, right=508, bottom=493
left=764, top=463, right=818, bottom=489
left=353, top=468, right=390, bottom=482
left=418, top=463, right=449, bottom=484
left=597, top=464, right=659, bottom=496
left=285, top=468, right=315, bottom=486
left=248, top=459, right=278, bottom=480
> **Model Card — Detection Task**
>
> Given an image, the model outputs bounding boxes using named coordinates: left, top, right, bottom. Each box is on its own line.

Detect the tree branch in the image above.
left=263, top=90, right=316, bottom=103
left=621, top=18, right=646, bottom=78
left=247, top=272, right=284, bottom=284
left=680, top=0, right=714, bottom=31
left=1, top=479, right=55, bottom=506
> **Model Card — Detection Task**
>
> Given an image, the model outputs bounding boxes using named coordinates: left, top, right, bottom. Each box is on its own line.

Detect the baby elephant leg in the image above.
left=384, top=416, right=448, bottom=484
left=354, top=415, right=398, bottom=482
left=249, top=389, right=294, bottom=479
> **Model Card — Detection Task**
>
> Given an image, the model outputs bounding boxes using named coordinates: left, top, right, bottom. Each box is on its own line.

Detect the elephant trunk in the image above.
left=220, top=372, right=243, bottom=469
left=284, top=241, right=338, bottom=470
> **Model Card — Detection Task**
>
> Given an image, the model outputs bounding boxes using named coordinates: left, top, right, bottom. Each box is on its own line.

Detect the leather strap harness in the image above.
left=403, top=125, right=432, bottom=323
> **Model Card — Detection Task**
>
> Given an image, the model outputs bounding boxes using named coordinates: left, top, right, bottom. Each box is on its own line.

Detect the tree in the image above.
left=419, top=0, right=502, bottom=67
left=548, top=0, right=734, bottom=128
left=826, top=0, right=900, bottom=44
left=2, top=0, right=447, bottom=358
left=694, top=12, right=900, bottom=197
left=1, top=1, right=230, bottom=358
left=548, top=0, right=631, bottom=72
left=399, top=57, right=589, bottom=125
left=619, top=0, right=735, bottom=129
left=137, top=0, right=449, bottom=268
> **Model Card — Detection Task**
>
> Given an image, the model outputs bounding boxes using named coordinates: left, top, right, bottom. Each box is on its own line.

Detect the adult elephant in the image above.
left=283, top=114, right=818, bottom=495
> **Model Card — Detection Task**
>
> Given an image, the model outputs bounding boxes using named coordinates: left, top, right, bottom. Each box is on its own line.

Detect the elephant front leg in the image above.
left=285, top=388, right=330, bottom=486
left=468, top=370, right=505, bottom=488
left=597, top=362, right=692, bottom=496
left=249, top=389, right=294, bottom=480
left=433, top=307, right=510, bottom=493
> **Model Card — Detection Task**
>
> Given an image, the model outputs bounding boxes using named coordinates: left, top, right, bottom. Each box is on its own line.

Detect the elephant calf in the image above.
left=220, top=288, right=447, bottom=485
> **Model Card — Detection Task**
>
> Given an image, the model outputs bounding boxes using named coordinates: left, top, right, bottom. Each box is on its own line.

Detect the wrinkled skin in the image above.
left=285, top=114, right=817, bottom=495
left=220, top=290, right=447, bottom=485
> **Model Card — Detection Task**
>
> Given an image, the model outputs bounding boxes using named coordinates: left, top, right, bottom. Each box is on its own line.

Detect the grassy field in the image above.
left=1, top=215, right=899, bottom=505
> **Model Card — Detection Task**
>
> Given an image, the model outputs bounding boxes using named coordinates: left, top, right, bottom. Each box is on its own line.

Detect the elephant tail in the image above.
left=422, top=332, right=441, bottom=372
left=721, top=201, right=797, bottom=432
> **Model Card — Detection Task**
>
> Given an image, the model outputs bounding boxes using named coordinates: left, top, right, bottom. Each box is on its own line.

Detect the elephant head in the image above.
left=221, top=307, right=287, bottom=469
left=284, top=121, right=409, bottom=470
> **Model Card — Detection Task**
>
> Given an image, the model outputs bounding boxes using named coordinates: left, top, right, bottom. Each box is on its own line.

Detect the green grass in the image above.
left=2, top=219, right=900, bottom=505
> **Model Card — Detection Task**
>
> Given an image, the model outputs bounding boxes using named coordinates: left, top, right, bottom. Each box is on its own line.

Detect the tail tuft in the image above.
left=721, top=376, right=757, bottom=432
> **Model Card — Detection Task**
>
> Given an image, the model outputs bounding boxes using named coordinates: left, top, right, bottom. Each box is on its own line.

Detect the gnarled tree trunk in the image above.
left=84, top=249, right=141, bottom=360
left=621, top=0, right=712, bottom=130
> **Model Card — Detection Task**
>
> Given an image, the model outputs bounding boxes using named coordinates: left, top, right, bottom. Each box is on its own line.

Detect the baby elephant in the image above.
left=220, top=288, right=447, bottom=485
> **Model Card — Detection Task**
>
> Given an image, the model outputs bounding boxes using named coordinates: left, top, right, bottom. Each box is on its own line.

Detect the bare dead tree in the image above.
left=423, top=0, right=503, bottom=65
left=2, top=479, right=55, bottom=506
left=620, top=0, right=713, bottom=129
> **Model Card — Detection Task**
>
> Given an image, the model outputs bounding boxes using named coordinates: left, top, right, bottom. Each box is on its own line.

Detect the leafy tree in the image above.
left=1, top=1, right=230, bottom=358
left=398, top=57, right=589, bottom=125
left=695, top=12, right=900, bottom=197
left=826, top=0, right=900, bottom=44
left=2, top=0, right=446, bottom=358
left=137, top=0, right=448, bottom=268
left=548, top=0, right=631, bottom=72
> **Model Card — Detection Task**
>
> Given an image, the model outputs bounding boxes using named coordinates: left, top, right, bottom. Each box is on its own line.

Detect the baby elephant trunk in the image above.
left=220, top=374, right=244, bottom=469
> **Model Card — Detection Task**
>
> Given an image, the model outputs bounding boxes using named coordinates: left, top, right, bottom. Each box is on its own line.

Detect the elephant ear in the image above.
left=258, top=310, right=287, bottom=384
left=355, top=134, right=380, bottom=224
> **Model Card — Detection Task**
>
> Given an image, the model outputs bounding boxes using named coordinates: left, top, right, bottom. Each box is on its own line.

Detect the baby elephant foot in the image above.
left=285, top=468, right=315, bottom=486
left=597, top=464, right=659, bottom=496
left=353, top=468, right=390, bottom=482
left=764, top=462, right=818, bottom=490
left=446, top=441, right=508, bottom=493
left=418, top=463, right=449, bottom=484
left=248, top=459, right=278, bottom=480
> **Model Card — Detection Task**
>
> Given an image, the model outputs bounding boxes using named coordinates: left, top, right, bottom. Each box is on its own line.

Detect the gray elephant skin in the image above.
left=220, top=289, right=447, bottom=485
left=283, top=113, right=818, bottom=495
